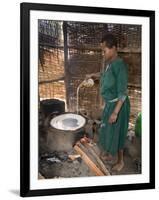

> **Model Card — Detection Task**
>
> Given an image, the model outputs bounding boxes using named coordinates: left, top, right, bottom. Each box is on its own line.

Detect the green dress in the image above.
left=98, top=58, right=130, bottom=156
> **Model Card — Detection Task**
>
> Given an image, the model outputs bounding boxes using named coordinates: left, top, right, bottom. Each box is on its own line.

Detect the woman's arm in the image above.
left=113, top=99, right=124, bottom=115
left=86, top=72, right=100, bottom=79
left=108, top=61, right=128, bottom=124
left=108, top=100, right=124, bottom=124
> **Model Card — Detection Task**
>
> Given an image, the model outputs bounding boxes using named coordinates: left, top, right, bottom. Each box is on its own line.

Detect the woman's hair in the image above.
left=101, top=33, right=117, bottom=48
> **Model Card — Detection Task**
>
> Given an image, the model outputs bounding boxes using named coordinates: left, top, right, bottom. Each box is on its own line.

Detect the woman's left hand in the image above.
left=108, top=112, right=118, bottom=124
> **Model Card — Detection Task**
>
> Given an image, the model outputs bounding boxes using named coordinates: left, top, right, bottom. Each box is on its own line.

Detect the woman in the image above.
left=86, top=34, right=130, bottom=171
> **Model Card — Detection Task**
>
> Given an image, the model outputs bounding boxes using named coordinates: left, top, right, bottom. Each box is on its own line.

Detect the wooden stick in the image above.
left=74, top=144, right=105, bottom=176
left=83, top=142, right=110, bottom=175
left=68, top=154, right=81, bottom=161
left=78, top=142, right=98, bottom=167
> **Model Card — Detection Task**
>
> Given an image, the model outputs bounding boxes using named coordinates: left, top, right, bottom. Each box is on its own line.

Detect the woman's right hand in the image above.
left=85, top=73, right=94, bottom=79
left=85, top=72, right=100, bottom=80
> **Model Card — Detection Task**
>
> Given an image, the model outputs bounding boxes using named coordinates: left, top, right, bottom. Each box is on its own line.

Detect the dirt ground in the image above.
left=39, top=135, right=141, bottom=179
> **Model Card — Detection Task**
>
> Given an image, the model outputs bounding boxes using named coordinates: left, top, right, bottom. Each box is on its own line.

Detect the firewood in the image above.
left=83, top=142, right=110, bottom=175
left=68, top=154, right=81, bottom=161
left=74, top=144, right=105, bottom=176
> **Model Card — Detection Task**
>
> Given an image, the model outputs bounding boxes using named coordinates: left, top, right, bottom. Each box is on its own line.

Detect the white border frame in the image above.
left=30, top=10, right=150, bottom=190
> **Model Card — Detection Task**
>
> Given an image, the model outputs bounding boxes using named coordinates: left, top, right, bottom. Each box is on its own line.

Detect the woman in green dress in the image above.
left=86, top=34, right=130, bottom=171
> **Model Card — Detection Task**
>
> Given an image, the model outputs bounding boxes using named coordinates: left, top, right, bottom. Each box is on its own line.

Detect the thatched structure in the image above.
left=38, top=20, right=141, bottom=127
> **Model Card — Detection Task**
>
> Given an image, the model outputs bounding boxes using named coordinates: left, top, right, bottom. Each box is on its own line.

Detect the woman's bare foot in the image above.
left=112, top=161, right=124, bottom=172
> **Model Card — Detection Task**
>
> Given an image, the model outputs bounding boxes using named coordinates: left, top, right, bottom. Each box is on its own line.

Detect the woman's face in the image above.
left=101, top=42, right=117, bottom=61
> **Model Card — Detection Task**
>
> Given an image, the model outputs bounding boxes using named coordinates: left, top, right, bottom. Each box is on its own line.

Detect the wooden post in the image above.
left=99, top=54, right=105, bottom=109
left=63, top=22, right=70, bottom=111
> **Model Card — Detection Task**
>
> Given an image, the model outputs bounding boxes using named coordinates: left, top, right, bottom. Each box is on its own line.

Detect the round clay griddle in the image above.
left=50, top=113, right=86, bottom=131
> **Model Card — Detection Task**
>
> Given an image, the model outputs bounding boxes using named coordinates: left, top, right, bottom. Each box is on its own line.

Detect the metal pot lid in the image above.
left=50, top=113, right=86, bottom=131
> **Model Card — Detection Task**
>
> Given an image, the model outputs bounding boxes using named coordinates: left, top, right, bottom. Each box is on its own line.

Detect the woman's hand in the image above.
left=85, top=72, right=100, bottom=80
left=85, top=73, right=95, bottom=79
left=108, top=112, right=118, bottom=124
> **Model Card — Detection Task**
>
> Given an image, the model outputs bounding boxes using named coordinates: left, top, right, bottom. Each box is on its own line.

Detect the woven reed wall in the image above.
left=38, top=20, right=141, bottom=127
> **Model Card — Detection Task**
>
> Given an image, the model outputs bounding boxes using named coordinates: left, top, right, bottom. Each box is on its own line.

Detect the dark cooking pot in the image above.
left=44, top=112, right=86, bottom=152
left=40, top=99, right=65, bottom=117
